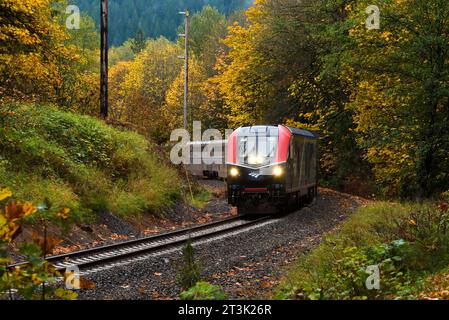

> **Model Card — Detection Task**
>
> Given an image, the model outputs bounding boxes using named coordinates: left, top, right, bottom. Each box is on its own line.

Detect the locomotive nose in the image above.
left=248, top=170, right=262, bottom=179
left=227, top=164, right=286, bottom=187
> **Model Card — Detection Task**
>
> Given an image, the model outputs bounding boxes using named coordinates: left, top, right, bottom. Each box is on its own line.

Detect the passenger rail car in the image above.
left=186, top=140, right=227, bottom=179
left=226, top=125, right=318, bottom=214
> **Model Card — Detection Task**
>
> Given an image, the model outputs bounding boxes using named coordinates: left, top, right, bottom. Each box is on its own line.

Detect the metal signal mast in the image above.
left=178, top=10, right=190, bottom=130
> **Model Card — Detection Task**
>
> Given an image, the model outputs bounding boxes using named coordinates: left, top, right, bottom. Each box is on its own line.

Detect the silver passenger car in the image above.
left=186, top=140, right=228, bottom=179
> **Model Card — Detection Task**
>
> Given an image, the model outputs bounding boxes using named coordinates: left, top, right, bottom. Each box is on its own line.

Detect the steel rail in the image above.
left=9, top=215, right=271, bottom=272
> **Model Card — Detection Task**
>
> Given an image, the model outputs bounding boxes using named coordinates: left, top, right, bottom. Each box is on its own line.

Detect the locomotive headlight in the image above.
left=273, top=166, right=284, bottom=177
left=229, top=167, right=239, bottom=177
left=248, top=155, right=264, bottom=165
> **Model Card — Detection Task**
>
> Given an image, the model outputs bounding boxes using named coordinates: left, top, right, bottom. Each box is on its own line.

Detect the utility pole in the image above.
left=100, top=0, right=108, bottom=119
left=178, top=10, right=189, bottom=130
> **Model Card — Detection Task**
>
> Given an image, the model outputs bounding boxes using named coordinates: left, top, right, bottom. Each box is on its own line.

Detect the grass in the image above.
left=190, top=187, right=212, bottom=210
left=275, top=200, right=449, bottom=300
left=0, top=103, right=182, bottom=223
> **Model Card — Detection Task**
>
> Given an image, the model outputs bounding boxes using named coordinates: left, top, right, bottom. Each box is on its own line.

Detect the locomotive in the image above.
left=186, top=140, right=228, bottom=179
left=226, top=125, right=318, bottom=214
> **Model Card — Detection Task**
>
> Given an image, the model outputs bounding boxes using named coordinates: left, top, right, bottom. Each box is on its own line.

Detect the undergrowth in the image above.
left=276, top=198, right=449, bottom=300
left=0, top=104, right=181, bottom=223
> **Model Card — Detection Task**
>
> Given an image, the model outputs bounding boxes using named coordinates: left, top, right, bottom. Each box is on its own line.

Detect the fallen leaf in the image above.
left=80, top=277, right=96, bottom=289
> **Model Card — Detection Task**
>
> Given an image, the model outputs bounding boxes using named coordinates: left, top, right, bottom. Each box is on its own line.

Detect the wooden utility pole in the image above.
left=100, top=0, right=108, bottom=119
left=179, top=11, right=190, bottom=129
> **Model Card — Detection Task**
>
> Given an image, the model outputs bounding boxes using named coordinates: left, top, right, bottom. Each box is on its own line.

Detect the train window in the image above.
left=290, top=139, right=295, bottom=161
left=236, top=126, right=279, bottom=167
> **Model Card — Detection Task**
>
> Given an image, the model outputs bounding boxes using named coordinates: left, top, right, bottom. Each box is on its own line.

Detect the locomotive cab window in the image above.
left=236, top=126, right=279, bottom=168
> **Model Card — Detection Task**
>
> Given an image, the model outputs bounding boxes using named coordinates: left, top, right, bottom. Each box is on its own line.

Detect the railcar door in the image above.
left=286, top=137, right=295, bottom=192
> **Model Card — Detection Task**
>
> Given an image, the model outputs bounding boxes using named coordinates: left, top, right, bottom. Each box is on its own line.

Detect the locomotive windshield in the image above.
left=236, top=126, right=279, bottom=168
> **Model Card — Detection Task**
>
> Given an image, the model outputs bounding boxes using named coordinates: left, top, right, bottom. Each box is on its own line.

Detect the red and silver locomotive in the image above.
left=226, top=125, right=318, bottom=214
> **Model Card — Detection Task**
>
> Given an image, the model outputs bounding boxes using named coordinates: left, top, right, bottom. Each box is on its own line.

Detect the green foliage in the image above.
left=177, top=240, right=201, bottom=291
left=0, top=192, right=77, bottom=300
left=276, top=201, right=449, bottom=300
left=0, top=104, right=181, bottom=222
left=339, top=0, right=449, bottom=198
left=109, top=40, right=135, bottom=66
left=56, top=9, right=101, bottom=116
left=213, top=0, right=368, bottom=192
left=182, top=6, right=227, bottom=75
left=214, top=0, right=449, bottom=198
left=109, top=37, right=182, bottom=142
left=180, top=281, right=227, bottom=300
left=130, top=29, right=146, bottom=54
left=190, top=187, right=212, bottom=210
left=0, top=242, right=77, bottom=300
left=75, top=0, right=251, bottom=46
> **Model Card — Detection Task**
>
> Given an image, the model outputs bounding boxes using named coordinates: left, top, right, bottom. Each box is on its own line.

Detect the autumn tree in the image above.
left=130, top=29, right=146, bottom=54
left=109, top=61, right=132, bottom=121
left=165, top=57, right=229, bottom=132
left=184, top=6, right=227, bottom=76
left=341, top=0, right=449, bottom=197
left=0, top=0, right=75, bottom=103
left=0, top=0, right=101, bottom=116
left=109, top=38, right=182, bottom=142
left=56, top=11, right=100, bottom=116
left=214, top=0, right=366, bottom=190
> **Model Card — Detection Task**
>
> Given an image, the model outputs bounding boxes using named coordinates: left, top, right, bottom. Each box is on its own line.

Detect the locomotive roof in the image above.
left=237, top=125, right=317, bottom=139
left=285, top=126, right=317, bottom=138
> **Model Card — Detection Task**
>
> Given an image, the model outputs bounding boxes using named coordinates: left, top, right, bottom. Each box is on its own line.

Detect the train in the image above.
left=227, top=125, right=318, bottom=214
left=186, top=125, right=318, bottom=214
left=186, top=140, right=228, bottom=179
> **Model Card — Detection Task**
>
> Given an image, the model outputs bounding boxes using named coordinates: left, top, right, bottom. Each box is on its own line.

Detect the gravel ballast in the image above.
left=77, top=188, right=367, bottom=300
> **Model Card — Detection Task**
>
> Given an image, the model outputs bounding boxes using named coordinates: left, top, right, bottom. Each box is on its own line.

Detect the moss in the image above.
left=0, top=103, right=181, bottom=223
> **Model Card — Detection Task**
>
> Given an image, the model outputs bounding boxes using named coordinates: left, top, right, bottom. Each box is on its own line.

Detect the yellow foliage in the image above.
left=108, top=38, right=182, bottom=142
left=0, top=188, right=37, bottom=242
left=4, top=201, right=37, bottom=221
left=165, top=58, right=210, bottom=130
left=56, top=207, right=71, bottom=220
left=0, top=188, right=12, bottom=201
left=0, top=0, right=78, bottom=104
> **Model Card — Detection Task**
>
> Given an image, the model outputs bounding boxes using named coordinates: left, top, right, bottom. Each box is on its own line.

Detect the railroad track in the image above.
left=10, top=215, right=274, bottom=274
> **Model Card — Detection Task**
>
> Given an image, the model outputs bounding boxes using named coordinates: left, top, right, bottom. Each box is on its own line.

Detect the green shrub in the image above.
left=276, top=201, right=449, bottom=300
left=180, top=282, right=227, bottom=300
left=0, top=104, right=181, bottom=222
left=0, top=190, right=77, bottom=300
left=190, top=187, right=211, bottom=210
left=177, top=240, right=201, bottom=291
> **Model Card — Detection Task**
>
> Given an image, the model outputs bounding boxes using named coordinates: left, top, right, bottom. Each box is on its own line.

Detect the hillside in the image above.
left=73, top=0, right=253, bottom=45
left=276, top=200, right=449, bottom=300
left=0, top=104, right=181, bottom=222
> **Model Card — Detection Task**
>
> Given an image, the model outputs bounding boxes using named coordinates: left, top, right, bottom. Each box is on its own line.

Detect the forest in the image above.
left=74, top=0, right=253, bottom=45
left=1, top=0, right=448, bottom=210
left=103, top=0, right=448, bottom=199
left=1, top=0, right=449, bottom=301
